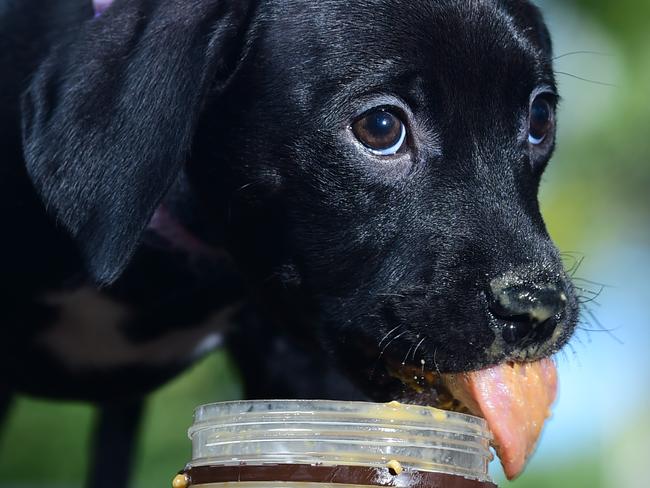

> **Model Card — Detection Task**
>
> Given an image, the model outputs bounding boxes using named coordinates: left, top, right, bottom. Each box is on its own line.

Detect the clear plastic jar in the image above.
left=176, top=400, right=497, bottom=488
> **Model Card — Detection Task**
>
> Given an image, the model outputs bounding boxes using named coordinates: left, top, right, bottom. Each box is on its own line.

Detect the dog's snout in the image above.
left=488, top=278, right=567, bottom=346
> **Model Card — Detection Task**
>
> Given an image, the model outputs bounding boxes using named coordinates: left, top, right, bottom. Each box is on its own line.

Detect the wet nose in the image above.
left=488, top=279, right=567, bottom=346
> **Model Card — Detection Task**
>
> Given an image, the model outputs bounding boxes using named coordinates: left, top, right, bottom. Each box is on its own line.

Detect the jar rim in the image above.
left=190, top=399, right=489, bottom=436
left=187, top=399, right=493, bottom=482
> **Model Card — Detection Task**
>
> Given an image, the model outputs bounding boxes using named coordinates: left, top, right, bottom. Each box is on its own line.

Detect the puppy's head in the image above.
left=197, top=0, right=579, bottom=385
left=24, top=0, right=577, bottom=391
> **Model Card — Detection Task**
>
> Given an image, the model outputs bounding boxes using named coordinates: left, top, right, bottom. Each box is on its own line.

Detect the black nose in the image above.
left=488, top=279, right=567, bottom=346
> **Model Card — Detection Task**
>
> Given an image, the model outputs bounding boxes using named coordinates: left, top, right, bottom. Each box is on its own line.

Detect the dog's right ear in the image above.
left=22, top=0, right=254, bottom=284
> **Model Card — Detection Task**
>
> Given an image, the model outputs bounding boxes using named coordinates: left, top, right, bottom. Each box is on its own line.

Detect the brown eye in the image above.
left=528, top=97, right=554, bottom=145
left=352, top=108, right=406, bottom=155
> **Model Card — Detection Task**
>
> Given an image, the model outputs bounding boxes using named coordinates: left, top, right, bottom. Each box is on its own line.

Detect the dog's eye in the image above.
left=352, top=108, right=406, bottom=156
left=528, top=97, right=554, bottom=145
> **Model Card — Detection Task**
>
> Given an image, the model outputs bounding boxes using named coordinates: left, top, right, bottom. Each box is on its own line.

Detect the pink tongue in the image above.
left=442, top=359, right=558, bottom=480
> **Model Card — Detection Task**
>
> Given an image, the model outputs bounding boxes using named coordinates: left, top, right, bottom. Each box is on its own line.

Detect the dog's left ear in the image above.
left=22, top=0, right=254, bottom=284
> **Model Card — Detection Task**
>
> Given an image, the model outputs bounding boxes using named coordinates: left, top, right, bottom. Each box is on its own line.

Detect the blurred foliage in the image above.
left=497, top=454, right=603, bottom=488
left=570, top=0, right=650, bottom=53
left=540, top=0, right=650, bottom=251
left=0, top=401, right=93, bottom=484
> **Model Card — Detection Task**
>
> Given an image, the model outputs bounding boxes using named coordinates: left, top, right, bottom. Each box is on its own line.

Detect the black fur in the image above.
left=1, top=0, right=579, bottom=484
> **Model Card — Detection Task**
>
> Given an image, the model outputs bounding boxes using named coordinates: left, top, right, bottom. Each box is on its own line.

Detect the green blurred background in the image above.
left=1, top=1, right=648, bottom=486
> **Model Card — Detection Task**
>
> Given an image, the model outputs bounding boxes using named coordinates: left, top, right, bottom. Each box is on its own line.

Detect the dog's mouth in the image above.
left=388, top=359, right=557, bottom=480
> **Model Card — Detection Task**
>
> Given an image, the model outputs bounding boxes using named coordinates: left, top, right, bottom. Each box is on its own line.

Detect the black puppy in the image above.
left=0, top=0, right=578, bottom=486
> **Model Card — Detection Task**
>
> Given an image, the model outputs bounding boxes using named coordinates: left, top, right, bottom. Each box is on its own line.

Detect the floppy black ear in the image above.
left=22, top=0, right=253, bottom=284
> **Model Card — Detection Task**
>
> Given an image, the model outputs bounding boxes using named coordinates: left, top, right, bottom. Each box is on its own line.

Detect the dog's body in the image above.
left=1, top=0, right=579, bottom=486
